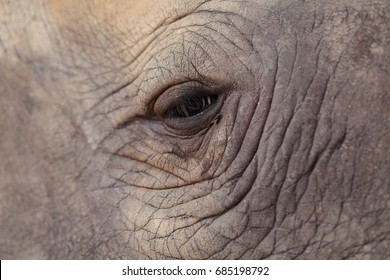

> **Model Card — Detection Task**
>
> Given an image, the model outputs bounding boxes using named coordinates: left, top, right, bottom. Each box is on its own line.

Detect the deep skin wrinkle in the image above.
left=0, top=0, right=389, bottom=259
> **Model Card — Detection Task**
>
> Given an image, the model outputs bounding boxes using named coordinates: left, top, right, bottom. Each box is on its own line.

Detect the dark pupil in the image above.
left=168, top=95, right=215, bottom=118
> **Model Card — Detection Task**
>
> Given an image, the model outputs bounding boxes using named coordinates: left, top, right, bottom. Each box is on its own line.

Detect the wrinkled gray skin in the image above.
left=1, top=0, right=389, bottom=259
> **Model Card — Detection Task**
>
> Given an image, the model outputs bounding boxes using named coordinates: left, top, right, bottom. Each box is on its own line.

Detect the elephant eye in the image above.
left=153, top=81, right=226, bottom=133
left=164, top=95, right=218, bottom=118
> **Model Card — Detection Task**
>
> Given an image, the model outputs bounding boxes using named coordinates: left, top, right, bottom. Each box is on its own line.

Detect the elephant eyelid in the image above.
left=152, top=81, right=227, bottom=133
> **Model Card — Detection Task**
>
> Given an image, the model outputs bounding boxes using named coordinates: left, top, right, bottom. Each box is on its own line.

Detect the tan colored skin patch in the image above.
left=47, top=0, right=207, bottom=38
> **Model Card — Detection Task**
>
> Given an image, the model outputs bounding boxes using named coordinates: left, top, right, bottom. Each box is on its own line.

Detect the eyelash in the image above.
left=163, top=94, right=218, bottom=118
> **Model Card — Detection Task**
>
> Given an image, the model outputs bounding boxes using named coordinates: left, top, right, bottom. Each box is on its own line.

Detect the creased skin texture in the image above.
left=0, top=0, right=389, bottom=259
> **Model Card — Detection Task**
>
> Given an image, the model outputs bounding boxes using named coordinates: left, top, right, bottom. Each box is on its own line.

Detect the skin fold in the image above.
left=0, top=0, right=389, bottom=259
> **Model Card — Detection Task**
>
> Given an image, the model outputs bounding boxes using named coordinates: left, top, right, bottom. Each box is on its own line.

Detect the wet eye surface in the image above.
left=153, top=81, right=227, bottom=133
